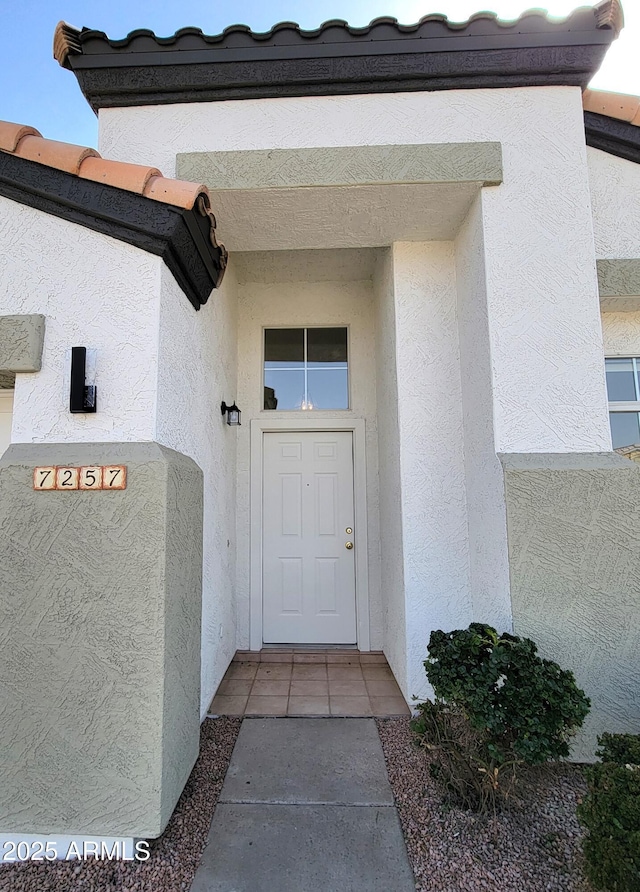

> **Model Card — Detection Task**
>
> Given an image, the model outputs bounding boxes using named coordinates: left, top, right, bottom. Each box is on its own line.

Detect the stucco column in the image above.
left=380, top=242, right=473, bottom=701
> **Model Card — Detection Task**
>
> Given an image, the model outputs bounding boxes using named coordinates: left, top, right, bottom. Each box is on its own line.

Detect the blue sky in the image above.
left=1, top=1, right=638, bottom=148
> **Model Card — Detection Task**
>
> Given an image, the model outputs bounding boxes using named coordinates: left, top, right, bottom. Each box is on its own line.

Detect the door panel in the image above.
left=263, top=431, right=356, bottom=644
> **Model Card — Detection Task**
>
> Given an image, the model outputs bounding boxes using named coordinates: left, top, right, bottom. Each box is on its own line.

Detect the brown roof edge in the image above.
left=0, top=119, right=209, bottom=210
left=53, top=0, right=624, bottom=113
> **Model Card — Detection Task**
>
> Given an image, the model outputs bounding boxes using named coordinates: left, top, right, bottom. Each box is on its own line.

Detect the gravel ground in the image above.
left=376, top=717, right=592, bottom=892
left=0, top=717, right=241, bottom=892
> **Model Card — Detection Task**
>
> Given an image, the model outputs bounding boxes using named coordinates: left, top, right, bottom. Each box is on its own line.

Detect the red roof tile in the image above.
left=0, top=120, right=209, bottom=210
left=583, top=89, right=640, bottom=127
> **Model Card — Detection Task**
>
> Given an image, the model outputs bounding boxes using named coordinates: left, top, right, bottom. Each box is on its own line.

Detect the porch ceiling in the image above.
left=202, top=182, right=480, bottom=251
left=177, top=143, right=501, bottom=251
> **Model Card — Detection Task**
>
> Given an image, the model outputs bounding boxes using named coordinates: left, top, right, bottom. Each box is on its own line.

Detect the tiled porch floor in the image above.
left=209, top=650, right=410, bottom=717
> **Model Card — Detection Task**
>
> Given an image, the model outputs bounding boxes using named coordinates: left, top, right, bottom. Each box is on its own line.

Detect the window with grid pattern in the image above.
left=605, top=357, right=640, bottom=448
left=264, top=327, right=349, bottom=411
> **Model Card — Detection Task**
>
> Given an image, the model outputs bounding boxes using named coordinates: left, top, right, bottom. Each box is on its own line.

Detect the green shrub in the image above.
left=577, top=733, right=640, bottom=891
left=412, top=623, right=590, bottom=811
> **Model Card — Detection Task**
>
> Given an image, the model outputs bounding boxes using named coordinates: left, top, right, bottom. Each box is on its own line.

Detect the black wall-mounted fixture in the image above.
left=221, top=401, right=241, bottom=426
left=70, top=346, right=97, bottom=413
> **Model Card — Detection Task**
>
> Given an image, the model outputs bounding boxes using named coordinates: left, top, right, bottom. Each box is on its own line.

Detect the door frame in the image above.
left=250, top=417, right=370, bottom=652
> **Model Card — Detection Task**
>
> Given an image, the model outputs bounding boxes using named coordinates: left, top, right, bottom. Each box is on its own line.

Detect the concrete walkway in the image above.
left=191, top=717, right=415, bottom=892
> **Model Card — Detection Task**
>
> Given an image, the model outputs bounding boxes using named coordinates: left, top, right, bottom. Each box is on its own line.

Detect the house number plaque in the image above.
left=33, top=466, right=127, bottom=491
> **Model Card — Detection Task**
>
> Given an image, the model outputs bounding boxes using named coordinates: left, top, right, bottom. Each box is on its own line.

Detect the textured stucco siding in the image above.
left=588, top=146, right=640, bottom=260
left=502, top=452, right=640, bottom=761
left=235, top=259, right=381, bottom=651
left=374, top=247, right=407, bottom=691
left=177, top=142, right=503, bottom=190
left=455, top=194, right=512, bottom=631
left=0, top=195, right=162, bottom=444
left=392, top=242, right=472, bottom=701
left=0, top=442, right=202, bottom=837
left=602, top=310, right=640, bottom=355
left=597, top=259, right=640, bottom=299
left=0, top=314, right=45, bottom=373
left=155, top=263, right=238, bottom=718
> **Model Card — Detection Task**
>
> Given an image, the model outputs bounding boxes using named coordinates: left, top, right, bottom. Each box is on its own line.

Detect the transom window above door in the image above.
left=605, top=357, right=640, bottom=448
left=264, top=327, right=349, bottom=411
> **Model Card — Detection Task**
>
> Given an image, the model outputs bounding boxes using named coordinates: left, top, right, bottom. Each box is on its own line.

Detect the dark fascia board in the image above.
left=0, top=152, right=226, bottom=310
left=55, top=4, right=622, bottom=111
left=584, top=111, right=640, bottom=165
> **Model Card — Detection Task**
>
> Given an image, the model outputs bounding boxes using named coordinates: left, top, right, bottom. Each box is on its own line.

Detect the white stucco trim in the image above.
left=249, top=416, right=370, bottom=652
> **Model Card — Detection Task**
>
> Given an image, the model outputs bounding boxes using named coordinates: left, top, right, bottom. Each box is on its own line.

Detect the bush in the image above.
left=577, top=733, right=640, bottom=891
left=412, top=623, right=590, bottom=811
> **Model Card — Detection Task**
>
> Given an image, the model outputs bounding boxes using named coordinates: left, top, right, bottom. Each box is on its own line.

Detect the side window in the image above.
left=264, top=327, right=349, bottom=410
left=605, top=357, right=640, bottom=448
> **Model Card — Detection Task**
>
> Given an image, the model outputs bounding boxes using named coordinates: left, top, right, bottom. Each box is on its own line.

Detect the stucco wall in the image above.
left=373, top=247, right=407, bottom=690
left=502, top=452, right=640, bottom=761
left=588, top=146, right=640, bottom=259
left=234, top=254, right=381, bottom=651
left=0, top=195, right=162, bottom=444
left=455, top=195, right=512, bottom=631
left=99, top=86, right=610, bottom=454
left=391, top=242, right=472, bottom=700
left=155, top=263, right=239, bottom=717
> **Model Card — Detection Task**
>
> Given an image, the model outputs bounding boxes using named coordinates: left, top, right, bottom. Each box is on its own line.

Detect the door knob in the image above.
left=345, top=541, right=354, bottom=550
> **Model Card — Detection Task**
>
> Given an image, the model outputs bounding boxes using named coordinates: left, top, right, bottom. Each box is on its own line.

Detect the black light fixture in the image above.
left=70, top=346, right=97, bottom=413
left=221, top=401, right=241, bottom=426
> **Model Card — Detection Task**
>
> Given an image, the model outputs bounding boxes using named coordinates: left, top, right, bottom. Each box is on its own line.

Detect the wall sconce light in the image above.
left=70, top=346, right=97, bottom=413
left=221, top=401, right=241, bottom=426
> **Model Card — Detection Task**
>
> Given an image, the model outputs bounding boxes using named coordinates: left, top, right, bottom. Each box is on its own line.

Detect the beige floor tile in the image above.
left=251, top=679, right=291, bottom=697
left=327, top=666, right=364, bottom=680
left=227, top=662, right=259, bottom=679
left=361, top=663, right=394, bottom=677
left=293, top=653, right=326, bottom=663
left=289, top=679, right=329, bottom=697
left=326, top=655, right=361, bottom=666
left=260, top=652, right=293, bottom=663
left=218, top=677, right=253, bottom=696
left=369, top=696, right=410, bottom=716
left=292, top=664, right=327, bottom=679
left=256, top=663, right=292, bottom=680
left=287, top=696, right=330, bottom=716
left=328, top=679, right=368, bottom=696
left=245, top=695, right=288, bottom=716
left=359, top=653, right=387, bottom=664
left=365, top=678, right=403, bottom=697
left=329, top=696, right=372, bottom=716
left=233, top=651, right=260, bottom=662
left=209, top=695, right=248, bottom=716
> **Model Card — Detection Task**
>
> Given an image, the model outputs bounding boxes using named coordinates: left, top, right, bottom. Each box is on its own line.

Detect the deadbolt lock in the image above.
left=345, top=541, right=354, bottom=550
left=346, top=527, right=353, bottom=535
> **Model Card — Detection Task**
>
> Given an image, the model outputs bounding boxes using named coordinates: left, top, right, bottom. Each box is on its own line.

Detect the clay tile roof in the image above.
left=0, top=121, right=209, bottom=209
left=583, top=89, right=640, bottom=127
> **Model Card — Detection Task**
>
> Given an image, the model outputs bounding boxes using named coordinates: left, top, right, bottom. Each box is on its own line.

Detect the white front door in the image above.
left=262, top=430, right=357, bottom=645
